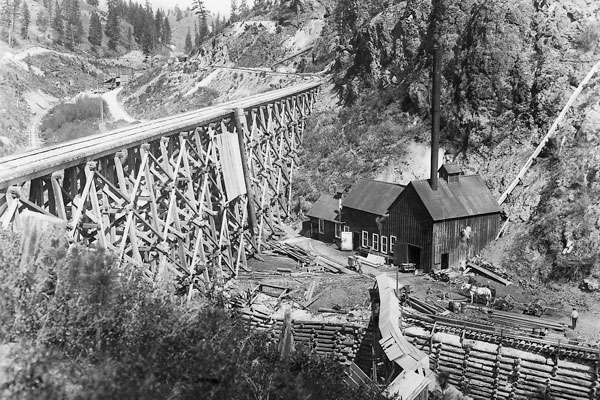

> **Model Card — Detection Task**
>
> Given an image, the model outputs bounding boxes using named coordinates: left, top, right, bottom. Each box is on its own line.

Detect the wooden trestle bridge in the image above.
left=0, top=80, right=321, bottom=293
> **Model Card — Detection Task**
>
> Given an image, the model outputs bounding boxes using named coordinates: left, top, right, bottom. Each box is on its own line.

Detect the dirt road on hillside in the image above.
left=102, top=87, right=136, bottom=123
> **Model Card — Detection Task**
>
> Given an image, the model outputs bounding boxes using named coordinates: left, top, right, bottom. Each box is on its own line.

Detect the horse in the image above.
left=460, top=282, right=492, bottom=305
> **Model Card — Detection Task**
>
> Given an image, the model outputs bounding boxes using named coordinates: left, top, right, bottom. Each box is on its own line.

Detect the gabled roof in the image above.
left=410, top=174, right=501, bottom=221
left=342, top=179, right=405, bottom=216
left=306, top=194, right=339, bottom=222
left=440, top=163, right=463, bottom=175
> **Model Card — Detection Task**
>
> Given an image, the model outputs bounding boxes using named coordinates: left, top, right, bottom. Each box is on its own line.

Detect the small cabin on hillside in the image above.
left=305, top=193, right=342, bottom=242
left=341, top=179, right=405, bottom=261
left=385, top=164, right=501, bottom=271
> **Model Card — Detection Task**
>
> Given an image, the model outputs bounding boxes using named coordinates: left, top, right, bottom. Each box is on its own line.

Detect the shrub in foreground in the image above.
left=0, top=232, right=385, bottom=400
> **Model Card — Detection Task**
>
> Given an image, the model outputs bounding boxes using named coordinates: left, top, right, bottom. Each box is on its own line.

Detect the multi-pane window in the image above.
left=334, top=223, right=341, bottom=238
left=362, top=231, right=369, bottom=247
left=381, top=236, right=388, bottom=254
left=318, top=219, right=324, bottom=234
left=390, top=236, right=397, bottom=254
left=372, top=233, right=379, bottom=251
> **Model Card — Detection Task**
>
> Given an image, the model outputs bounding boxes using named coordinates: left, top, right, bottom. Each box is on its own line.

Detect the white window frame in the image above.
left=334, top=223, right=341, bottom=238
left=362, top=231, right=369, bottom=248
left=343, top=225, right=350, bottom=232
left=318, top=219, right=324, bottom=234
left=381, top=236, right=388, bottom=254
left=372, top=233, right=379, bottom=252
left=390, top=235, right=397, bottom=254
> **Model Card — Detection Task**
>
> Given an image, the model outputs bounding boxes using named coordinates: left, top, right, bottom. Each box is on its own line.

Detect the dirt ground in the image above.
left=240, top=226, right=600, bottom=345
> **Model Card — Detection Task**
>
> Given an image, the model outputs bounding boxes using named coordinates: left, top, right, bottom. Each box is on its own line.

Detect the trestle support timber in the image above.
left=0, top=82, right=321, bottom=291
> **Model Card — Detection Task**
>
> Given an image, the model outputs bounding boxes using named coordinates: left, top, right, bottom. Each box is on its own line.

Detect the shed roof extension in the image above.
left=410, top=174, right=501, bottom=221
left=342, top=179, right=405, bottom=216
left=306, top=194, right=339, bottom=222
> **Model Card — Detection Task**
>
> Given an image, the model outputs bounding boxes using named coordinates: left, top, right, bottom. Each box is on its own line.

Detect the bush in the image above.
left=0, top=232, right=385, bottom=400
left=40, top=96, right=109, bottom=144
left=579, top=22, right=600, bottom=52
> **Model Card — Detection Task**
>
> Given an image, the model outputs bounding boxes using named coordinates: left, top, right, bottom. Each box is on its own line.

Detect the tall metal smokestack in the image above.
left=430, top=47, right=441, bottom=191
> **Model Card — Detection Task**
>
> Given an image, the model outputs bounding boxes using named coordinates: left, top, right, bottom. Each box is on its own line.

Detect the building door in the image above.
left=407, top=245, right=421, bottom=268
left=353, top=231, right=360, bottom=250
left=441, top=253, right=449, bottom=270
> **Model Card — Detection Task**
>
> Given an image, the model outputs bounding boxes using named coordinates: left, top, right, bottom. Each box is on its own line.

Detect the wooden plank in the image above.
left=303, top=289, right=326, bottom=308
left=467, top=262, right=512, bottom=286
left=304, top=280, right=316, bottom=302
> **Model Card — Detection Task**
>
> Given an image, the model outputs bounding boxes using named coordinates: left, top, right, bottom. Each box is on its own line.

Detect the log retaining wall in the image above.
left=405, top=326, right=600, bottom=400
left=238, top=308, right=368, bottom=365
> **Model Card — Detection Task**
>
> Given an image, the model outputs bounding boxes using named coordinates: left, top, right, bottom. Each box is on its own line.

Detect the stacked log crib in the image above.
left=238, top=308, right=367, bottom=364
left=404, top=326, right=600, bottom=400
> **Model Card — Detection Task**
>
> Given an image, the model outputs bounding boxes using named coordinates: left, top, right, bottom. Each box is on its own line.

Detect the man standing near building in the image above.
left=571, top=308, right=579, bottom=330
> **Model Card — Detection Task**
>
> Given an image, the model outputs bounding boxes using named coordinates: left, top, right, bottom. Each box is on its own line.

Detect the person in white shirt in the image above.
left=571, top=308, right=579, bottom=330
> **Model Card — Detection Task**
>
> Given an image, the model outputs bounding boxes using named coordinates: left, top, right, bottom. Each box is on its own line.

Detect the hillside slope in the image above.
left=299, top=0, right=600, bottom=287
left=0, top=46, right=109, bottom=156
left=55, top=0, right=600, bottom=288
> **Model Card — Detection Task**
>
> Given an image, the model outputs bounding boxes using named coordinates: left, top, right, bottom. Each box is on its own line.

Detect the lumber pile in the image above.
left=268, top=242, right=348, bottom=273
left=316, top=254, right=353, bottom=274
left=406, top=295, right=449, bottom=315
left=466, top=262, right=512, bottom=286
left=404, top=326, right=599, bottom=400
left=485, top=309, right=565, bottom=333
left=270, top=242, right=314, bottom=264
left=355, top=255, right=382, bottom=269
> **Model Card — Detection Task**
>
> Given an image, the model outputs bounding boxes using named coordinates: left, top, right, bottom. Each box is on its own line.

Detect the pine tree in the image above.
left=162, top=16, right=171, bottom=44
left=88, top=11, right=102, bottom=46
left=64, top=0, right=83, bottom=49
left=289, top=0, right=303, bottom=26
left=36, top=8, right=49, bottom=33
left=230, top=0, right=237, bottom=23
left=126, top=25, right=132, bottom=49
left=198, top=15, right=207, bottom=42
left=239, top=0, right=248, bottom=18
left=174, top=4, right=182, bottom=21
left=51, top=0, right=63, bottom=44
left=20, top=0, right=29, bottom=39
left=7, top=0, right=21, bottom=47
left=191, top=0, right=205, bottom=18
left=184, top=27, right=192, bottom=53
left=153, top=8, right=163, bottom=47
left=193, top=20, right=200, bottom=47
left=140, top=11, right=154, bottom=54
left=105, top=0, right=120, bottom=50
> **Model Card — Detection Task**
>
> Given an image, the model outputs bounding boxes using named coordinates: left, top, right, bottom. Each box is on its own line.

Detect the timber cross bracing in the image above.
left=0, top=81, right=321, bottom=292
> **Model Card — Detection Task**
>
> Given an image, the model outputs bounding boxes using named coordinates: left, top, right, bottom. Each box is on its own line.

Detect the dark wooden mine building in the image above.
left=341, top=179, right=405, bottom=261
left=305, top=193, right=342, bottom=242
left=387, top=164, right=501, bottom=271
left=337, top=165, right=500, bottom=272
